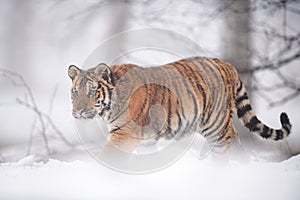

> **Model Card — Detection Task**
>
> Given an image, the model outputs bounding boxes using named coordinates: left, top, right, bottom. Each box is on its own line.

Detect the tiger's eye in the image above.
left=73, top=88, right=78, bottom=96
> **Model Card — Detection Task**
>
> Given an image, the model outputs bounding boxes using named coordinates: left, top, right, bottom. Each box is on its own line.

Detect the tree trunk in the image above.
left=221, top=0, right=256, bottom=153
left=222, top=0, right=251, bottom=92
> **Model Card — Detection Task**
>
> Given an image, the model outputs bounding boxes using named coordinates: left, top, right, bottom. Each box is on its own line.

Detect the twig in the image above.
left=47, top=85, right=58, bottom=116
left=1, top=68, right=50, bottom=156
left=16, top=97, right=51, bottom=155
left=26, top=118, right=37, bottom=156
left=0, top=68, right=74, bottom=158
left=269, top=90, right=300, bottom=107
left=239, top=52, right=300, bottom=73
left=16, top=98, right=73, bottom=147
left=44, top=115, right=74, bottom=147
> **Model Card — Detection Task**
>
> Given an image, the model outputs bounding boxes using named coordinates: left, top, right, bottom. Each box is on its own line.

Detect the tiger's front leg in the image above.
left=99, top=129, right=141, bottom=162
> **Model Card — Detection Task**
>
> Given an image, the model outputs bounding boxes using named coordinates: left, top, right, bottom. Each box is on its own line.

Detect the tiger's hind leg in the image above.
left=205, top=120, right=249, bottom=163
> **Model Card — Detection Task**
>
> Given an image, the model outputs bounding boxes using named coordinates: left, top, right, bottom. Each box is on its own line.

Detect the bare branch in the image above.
left=44, top=115, right=74, bottom=147
left=287, top=5, right=300, bottom=15
left=239, top=51, right=300, bottom=73
left=1, top=68, right=50, bottom=156
left=26, top=118, right=37, bottom=156
left=269, top=90, right=300, bottom=107
left=16, top=97, right=51, bottom=155
left=0, top=68, right=74, bottom=158
left=47, top=85, right=59, bottom=116
left=16, top=98, right=73, bottom=147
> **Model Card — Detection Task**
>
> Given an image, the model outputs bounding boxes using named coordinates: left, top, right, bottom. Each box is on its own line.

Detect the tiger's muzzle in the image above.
left=72, top=108, right=97, bottom=119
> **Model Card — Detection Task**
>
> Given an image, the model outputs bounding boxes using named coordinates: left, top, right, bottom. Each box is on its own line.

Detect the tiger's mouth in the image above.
left=72, top=109, right=97, bottom=119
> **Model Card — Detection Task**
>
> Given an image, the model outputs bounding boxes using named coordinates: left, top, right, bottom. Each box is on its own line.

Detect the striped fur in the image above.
left=68, top=57, right=292, bottom=154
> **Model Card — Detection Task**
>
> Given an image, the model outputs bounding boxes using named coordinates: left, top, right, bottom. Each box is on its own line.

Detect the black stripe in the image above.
left=99, top=86, right=107, bottom=108
left=215, top=117, right=231, bottom=141
left=280, top=112, right=290, bottom=125
left=101, top=87, right=106, bottom=101
left=151, top=84, right=158, bottom=107
left=166, top=111, right=182, bottom=139
left=202, top=93, right=225, bottom=134
left=202, top=79, right=226, bottom=137
left=275, top=130, right=283, bottom=140
left=154, top=88, right=167, bottom=139
left=109, top=71, right=115, bottom=86
left=260, top=125, right=271, bottom=138
left=134, top=83, right=149, bottom=124
left=237, top=80, right=243, bottom=94
left=171, top=63, right=198, bottom=132
left=203, top=109, right=225, bottom=137
left=110, top=118, right=134, bottom=133
left=245, top=116, right=260, bottom=132
left=101, top=99, right=106, bottom=107
left=159, top=85, right=166, bottom=137
left=203, top=58, right=230, bottom=122
left=237, top=104, right=252, bottom=118
left=195, top=59, right=214, bottom=124
left=106, top=88, right=113, bottom=120
left=159, top=78, right=175, bottom=139
left=185, top=60, right=207, bottom=112
left=172, top=120, right=191, bottom=140
left=282, top=125, right=291, bottom=135
left=204, top=112, right=226, bottom=137
left=99, top=108, right=105, bottom=116
left=174, top=111, right=182, bottom=135
left=110, top=126, right=121, bottom=133
left=198, top=58, right=221, bottom=125
left=180, top=60, right=207, bottom=132
left=166, top=89, right=172, bottom=134
left=160, top=84, right=166, bottom=106
left=236, top=93, right=248, bottom=104
left=161, top=66, right=186, bottom=120
left=108, top=88, right=112, bottom=102
left=197, top=83, right=206, bottom=110
left=99, top=104, right=111, bottom=117
left=200, top=58, right=220, bottom=85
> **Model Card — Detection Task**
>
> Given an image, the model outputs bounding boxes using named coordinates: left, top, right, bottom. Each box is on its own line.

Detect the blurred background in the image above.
left=0, top=0, right=300, bottom=163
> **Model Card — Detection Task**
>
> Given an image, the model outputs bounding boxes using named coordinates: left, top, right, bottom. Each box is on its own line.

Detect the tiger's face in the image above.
left=68, top=63, right=114, bottom=119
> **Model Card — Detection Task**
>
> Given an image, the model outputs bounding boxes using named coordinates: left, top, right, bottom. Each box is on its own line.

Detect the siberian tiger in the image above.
left=68, top=57, right=291, bottom=159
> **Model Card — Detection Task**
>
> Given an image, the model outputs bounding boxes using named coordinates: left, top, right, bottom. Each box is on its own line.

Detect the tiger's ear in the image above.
left=95, top=63, right=113, bottom=84
left=68, top=65, right=81, bottom=80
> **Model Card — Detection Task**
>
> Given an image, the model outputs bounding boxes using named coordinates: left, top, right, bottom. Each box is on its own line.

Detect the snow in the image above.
left=1, top=153, right=300, bottom=200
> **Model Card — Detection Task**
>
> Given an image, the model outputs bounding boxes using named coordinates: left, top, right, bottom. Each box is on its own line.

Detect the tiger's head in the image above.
left=68, top=63, right=114, bottom=119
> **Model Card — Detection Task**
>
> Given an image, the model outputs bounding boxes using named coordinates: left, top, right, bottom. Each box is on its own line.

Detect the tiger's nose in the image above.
left=76, top=102, right=85, bottom=112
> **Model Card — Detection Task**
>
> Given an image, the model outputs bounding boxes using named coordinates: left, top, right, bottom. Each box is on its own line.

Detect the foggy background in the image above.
left=0, top=0, right=300, bottom=163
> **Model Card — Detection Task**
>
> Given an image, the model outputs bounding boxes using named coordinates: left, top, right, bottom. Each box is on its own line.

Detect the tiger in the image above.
left=68, top=56, right=292, bottom=160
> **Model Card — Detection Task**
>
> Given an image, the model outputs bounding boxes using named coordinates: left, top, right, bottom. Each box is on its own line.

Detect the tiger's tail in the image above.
left=235, top=79, right=292, bottom=140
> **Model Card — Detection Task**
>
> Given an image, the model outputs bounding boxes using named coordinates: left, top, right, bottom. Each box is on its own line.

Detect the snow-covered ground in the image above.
left=1, top=152, right=300, bottom=200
